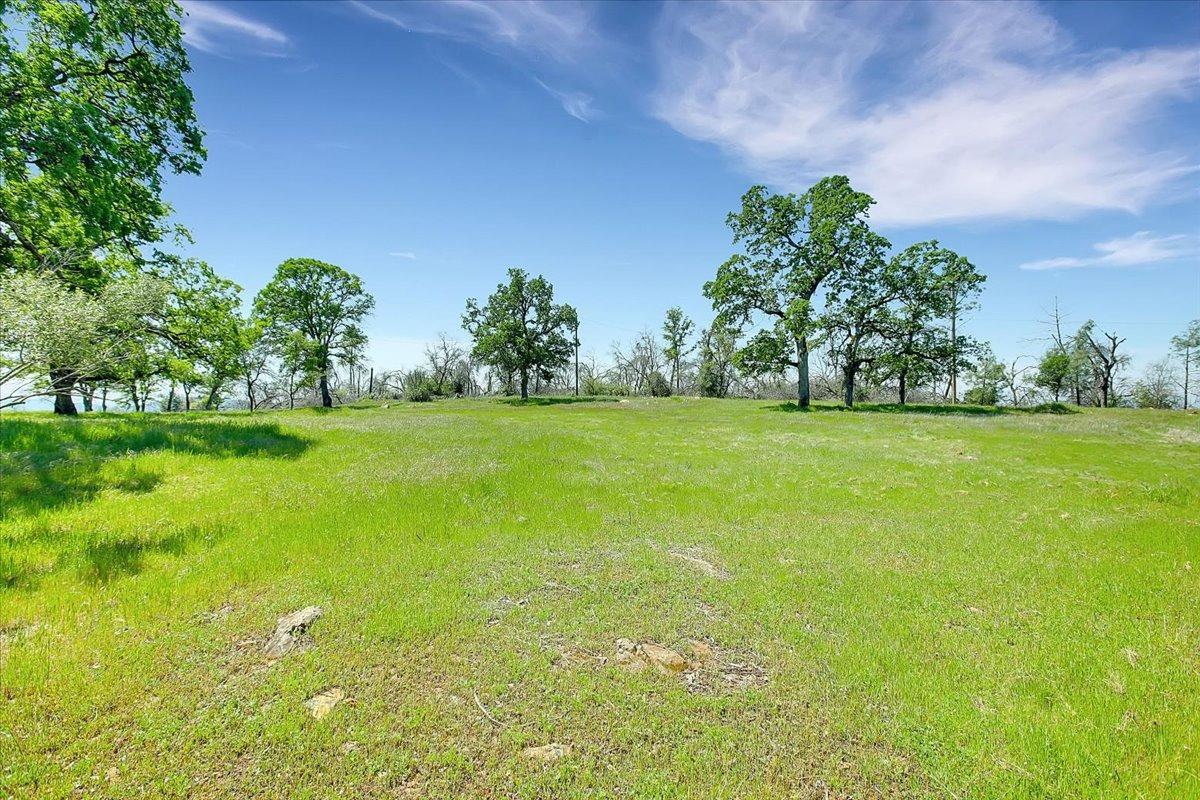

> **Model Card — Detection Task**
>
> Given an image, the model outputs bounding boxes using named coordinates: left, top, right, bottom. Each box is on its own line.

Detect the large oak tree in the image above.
left=704, top=176, right=879, bottom=407
left=254, top=258, right=374, bottom=408
left=462, top=268, right=577, bottom=401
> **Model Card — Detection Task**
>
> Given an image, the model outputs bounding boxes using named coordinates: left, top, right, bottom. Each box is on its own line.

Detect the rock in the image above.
left=340, top=741, right=360, bottom=755
left=105, top=767, right=119, bottom=782
left=305, top=687, right=345, bottom=720
left=263, top=606, right=322, bottom=658
left=638, top=642, right=688, bottom=674
left=613, top=638, right=646, bottom=671
left=382, top=403, right=390, bottom=409
left=688, top=640, right=715, bottom=663
left=521, top=742, right=572, bottom=762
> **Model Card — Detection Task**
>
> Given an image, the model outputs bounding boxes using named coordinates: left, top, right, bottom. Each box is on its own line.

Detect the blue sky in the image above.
left=170, top=0, right=1200, bottom=373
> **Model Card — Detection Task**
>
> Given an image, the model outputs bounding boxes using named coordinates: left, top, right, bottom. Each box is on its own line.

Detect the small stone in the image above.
left=305, top=687, right=345, bottom=720
left=105, top=767, right=119, bottom=782
left=340, top=741, right=360, bottom=755
left=615, top=638, right=636, bottom=653
left=264, top=606, right=323, bottom=659
left=638, top=642, right=688, bottom=674
left=521, top=742, right=572, bottom=762
left=689, top=640, right=715, bottom=663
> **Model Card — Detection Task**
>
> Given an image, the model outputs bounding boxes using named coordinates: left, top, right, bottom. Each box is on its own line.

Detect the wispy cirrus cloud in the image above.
left=535, top=80, right=597, bottom=122
left=389, top=251, right=418, bottom=260
left=653, top=1, right=1200, bottom=226
left=350, top=1, right=601, bottom=121
left=1019, top=232, right=1199, bottom=271
left=348, top=0, right=597, bottom=65
left=180, top=1, right=290, bottom=57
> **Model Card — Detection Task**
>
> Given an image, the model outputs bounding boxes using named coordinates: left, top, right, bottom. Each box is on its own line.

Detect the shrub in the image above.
left=404, top=369, right=435, bottom=402
left=405, top=382, right=433, bottom=402
left=581, top=376, right=631, bottom=397
left=647, top=371, right=671, bottom=397
left=698, top=362, right=724, bottom=397
left=963, top=386, right=998, bottom=406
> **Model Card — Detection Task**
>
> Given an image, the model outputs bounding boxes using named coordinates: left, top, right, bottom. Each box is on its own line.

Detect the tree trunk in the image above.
left=101, top=387, right=107, bottom=412
left=80, top=391, right=93, bottom=412
left=843, top=367, right=856, bottom=408
left=50, top=368, right=78, bottom=415
left=796, top=338, right=810, bottom=408
left=898, top=368, right=908, bottom=405
left=949, top=296, right=958, bottom=404
left=167, top=382, right=176, bottom=412
left=319, top=362, right=333, bottom=408
left=1183, top=348, right=1190, bottom=410
left=520, top=369, right=529, bottom=400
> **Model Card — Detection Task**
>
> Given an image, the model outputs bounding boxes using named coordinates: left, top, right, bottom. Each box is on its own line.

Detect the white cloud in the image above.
left=1019, top=231, right=1199, bottom=270
left=180, top=1, right=290, bottom=56
left=349, top=0, right=597, bottom=65
left=653, top=1, right=1199, bottom=226
left=535, top=80, right=597, bottom=122
left=389, top=251, right=418, bottom=260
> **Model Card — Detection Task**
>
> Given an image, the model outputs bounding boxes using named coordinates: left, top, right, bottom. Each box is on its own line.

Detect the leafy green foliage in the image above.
left=253, top=258, right=374, bottom=408
left=647, top=370, right=671, bottom=397
left=0, top=0, right=204, bottom=276
left=661, top=307, right=694, bottom=392
left=874, top=241, right=981, bottom=404
left=1034, top=350, right=1072, bottom=402
left=964, top=347, right=1005, bottom=405
left=0, top=269, right=167, bottom=408
left=705, top=177, right=883, bottom=406
left=697, top=319, right=739, bottom=398
left=462, top=268, right=577, bottom=400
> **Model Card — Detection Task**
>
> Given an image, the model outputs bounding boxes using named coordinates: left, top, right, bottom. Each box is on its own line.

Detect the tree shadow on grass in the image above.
left=2, top=520, right=227, bottom=590
left=498, top=396, right=621, bottom=407
left=766, top=401, right=1079, bottom=416
left=0, top=415, right=310, bottom=520
left=79, top=522, right=226, bottom=584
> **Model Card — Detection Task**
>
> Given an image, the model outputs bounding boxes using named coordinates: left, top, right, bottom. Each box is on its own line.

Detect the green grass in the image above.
left=1, top=398, right=1197, bottom=798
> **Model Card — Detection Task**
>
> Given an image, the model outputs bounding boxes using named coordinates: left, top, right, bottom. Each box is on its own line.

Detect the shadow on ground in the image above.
left=766, top=402, right=1078, bottom=416
left=0, top=415, right=309, bottom=520
left=78, top=522, right=227, bottom=584
left=498, top=396, right=621, bottom=407
left=2, top=520, right=227, bottom=589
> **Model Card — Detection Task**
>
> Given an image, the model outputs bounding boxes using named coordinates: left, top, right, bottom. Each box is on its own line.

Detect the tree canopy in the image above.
left=0, top=0, right=204, bottom=278
left=253, top=258, right=374, bottom=408
left=704, top=177, right=883, bottom=407
left=462, top=268, right=577, bottom=400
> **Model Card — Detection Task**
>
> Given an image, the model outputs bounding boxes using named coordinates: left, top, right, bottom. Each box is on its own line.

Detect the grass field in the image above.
left=1, top=398, right=1197, bottom=798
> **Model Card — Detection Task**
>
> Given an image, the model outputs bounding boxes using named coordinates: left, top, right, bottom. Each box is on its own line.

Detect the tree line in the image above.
left=2, top=1, right=1195, bottom=415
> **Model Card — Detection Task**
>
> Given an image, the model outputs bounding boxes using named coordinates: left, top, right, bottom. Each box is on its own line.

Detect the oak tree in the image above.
left=254, top=258, right=374, bottom=408
left=462, top=268, right=577, bottom=401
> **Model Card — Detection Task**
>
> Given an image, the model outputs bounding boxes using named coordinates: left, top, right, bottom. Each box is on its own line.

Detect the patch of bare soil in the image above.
left=666, top=546, right=730, bottom=579
left=553, top=636, right=768, bottom=693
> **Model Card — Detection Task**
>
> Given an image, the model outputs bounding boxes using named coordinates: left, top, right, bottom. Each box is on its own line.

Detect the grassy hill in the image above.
left=2, top=399, right=1197, bottom=798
